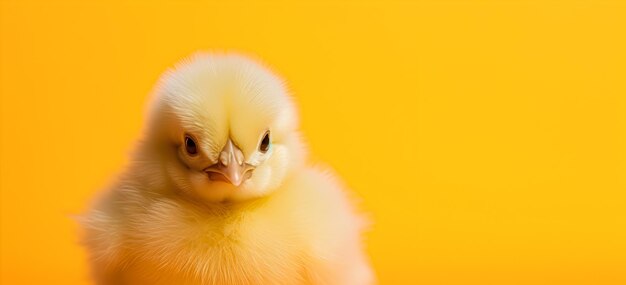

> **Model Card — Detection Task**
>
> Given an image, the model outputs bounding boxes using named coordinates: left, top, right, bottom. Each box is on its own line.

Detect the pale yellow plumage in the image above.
left=81, top=53, right=374, bottom=285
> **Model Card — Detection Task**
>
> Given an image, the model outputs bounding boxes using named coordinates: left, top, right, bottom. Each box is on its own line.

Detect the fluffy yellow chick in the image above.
left=81, top=53, right=374, bottom=285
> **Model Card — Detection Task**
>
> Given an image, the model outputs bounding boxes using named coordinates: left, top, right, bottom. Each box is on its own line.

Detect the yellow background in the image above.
left=1, top=0, right=625, bottom=284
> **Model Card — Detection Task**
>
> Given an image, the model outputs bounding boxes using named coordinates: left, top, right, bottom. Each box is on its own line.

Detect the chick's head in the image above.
left=144, top=54, right=303, bottom=202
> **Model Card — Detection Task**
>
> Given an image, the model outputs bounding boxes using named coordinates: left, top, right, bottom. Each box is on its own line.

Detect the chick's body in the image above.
left=82, top=54, right=373, bottom=285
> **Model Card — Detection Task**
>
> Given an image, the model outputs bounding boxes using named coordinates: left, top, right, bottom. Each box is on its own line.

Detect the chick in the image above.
left=81, top=53, right=374, bottom=285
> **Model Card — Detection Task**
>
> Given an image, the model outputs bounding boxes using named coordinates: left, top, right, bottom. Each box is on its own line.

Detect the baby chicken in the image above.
left=81, top=53, right=374, bottom=285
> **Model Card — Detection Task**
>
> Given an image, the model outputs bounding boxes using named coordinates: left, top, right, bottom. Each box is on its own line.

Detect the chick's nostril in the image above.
left=219, top=152, right=229, bottom=166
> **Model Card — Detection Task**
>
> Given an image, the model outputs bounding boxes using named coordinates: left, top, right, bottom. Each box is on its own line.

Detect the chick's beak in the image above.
left=204, top=139, right=254, bottom=186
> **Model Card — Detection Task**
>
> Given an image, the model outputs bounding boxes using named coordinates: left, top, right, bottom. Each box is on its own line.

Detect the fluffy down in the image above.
left=81, top=53, right=374, bottom=285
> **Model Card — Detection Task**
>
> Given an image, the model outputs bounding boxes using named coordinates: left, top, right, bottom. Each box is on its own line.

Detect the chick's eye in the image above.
left=259, top=131, right=270, bottom=153
left=185, top=136, right=198, bottom=155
